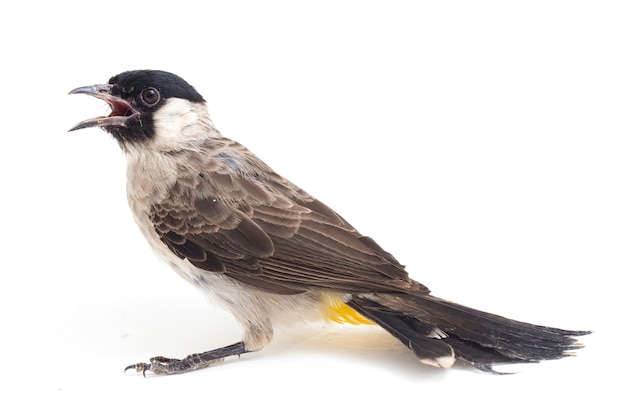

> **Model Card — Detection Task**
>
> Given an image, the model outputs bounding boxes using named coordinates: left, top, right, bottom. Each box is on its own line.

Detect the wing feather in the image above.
left=150, top=141, right=422, bottom=295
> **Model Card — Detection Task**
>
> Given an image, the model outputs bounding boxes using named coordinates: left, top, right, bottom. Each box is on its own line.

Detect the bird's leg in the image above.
left=125, top=341, right=249, bottom=376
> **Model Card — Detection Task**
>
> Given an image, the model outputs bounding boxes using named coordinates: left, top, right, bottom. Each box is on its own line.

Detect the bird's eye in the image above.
left=140, top=87, right=160, bottom=106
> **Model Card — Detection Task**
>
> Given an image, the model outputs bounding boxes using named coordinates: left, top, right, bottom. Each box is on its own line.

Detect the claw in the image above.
left=124, top=362, right=150, bottom=377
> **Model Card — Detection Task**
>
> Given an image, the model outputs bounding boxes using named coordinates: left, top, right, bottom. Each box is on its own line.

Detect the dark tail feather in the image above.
left=348, top=297, right=456, bottom=368
left=348, top=299, right=454, bottom=368
left=348, top=294, right=590, bottom=371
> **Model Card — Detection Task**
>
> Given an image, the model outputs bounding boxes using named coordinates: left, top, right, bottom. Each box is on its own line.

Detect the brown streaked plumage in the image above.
left=69, top=70, right=589, bottom=375
left=151, top=142, right=420, bottom=295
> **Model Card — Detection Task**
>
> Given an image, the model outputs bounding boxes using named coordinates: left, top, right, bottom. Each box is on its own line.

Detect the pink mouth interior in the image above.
left=109, top=100, right=135, bottom=117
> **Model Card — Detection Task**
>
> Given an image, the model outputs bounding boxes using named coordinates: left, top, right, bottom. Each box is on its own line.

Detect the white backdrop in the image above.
left=0, top=1, right=621, bottom=415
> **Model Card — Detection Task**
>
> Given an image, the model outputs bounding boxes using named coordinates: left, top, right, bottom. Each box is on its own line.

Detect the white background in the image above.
left=0, top=1, right=622, bottom=415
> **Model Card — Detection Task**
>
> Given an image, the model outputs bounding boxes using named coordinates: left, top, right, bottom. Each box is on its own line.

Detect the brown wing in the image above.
left=150, top=146, right=425, bottom=296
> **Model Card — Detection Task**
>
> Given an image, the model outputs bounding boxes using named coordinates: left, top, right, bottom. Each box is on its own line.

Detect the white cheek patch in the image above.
left=151, top=98, right=213, bottom=151
left=154, top=98, right=197, bottom=136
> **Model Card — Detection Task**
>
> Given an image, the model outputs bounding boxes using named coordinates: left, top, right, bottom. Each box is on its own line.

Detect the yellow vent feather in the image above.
left=321, top=294, right=375, bottom=325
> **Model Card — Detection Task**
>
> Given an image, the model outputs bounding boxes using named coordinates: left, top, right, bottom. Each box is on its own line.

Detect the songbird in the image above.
left=69, top=70, right=588, bottom=375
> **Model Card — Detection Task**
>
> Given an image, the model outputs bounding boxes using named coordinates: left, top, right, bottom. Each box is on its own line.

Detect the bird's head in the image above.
left=69, top=70, right=210, bottom=147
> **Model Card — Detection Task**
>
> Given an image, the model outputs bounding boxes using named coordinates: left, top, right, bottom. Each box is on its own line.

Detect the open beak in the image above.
left=68, top=84, right=140, bottom=131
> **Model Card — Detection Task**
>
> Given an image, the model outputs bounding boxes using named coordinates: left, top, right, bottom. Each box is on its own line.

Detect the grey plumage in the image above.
left=69, top=70, right=589, bottom=375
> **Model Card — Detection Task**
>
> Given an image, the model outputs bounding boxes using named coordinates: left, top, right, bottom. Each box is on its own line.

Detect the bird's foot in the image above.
left=124, top=341, right=248, bottom=376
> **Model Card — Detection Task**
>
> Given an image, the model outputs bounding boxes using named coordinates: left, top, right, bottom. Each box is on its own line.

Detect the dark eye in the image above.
left=140, top=87, right=160, bottom=106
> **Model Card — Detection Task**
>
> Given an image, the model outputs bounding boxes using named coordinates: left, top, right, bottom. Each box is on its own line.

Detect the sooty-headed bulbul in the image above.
left=69, top=70, right=589, bottom=375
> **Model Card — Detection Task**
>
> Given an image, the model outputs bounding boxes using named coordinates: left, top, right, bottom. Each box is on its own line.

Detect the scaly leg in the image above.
left=125, top=341, right=248, bottom=376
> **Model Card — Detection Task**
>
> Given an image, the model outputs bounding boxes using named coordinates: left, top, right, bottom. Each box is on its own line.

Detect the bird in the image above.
left=69, top=70, right=589, bottom=375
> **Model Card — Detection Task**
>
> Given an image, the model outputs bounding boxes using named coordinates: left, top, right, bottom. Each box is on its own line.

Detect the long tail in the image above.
left=347, top=293, right=589, bottom=372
